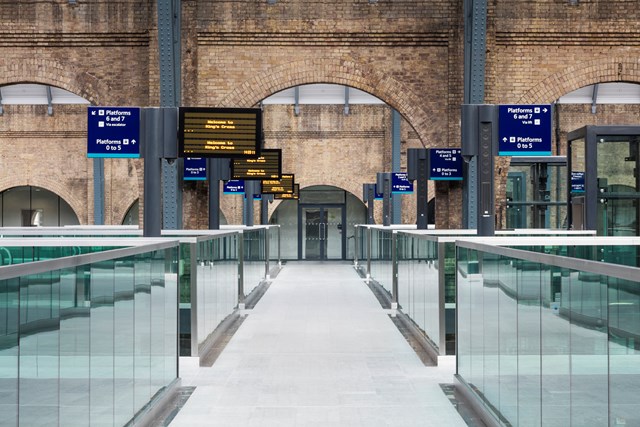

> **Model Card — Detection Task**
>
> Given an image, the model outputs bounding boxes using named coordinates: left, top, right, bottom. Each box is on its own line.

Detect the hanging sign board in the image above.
left=232, top=149, right=282, bottom=180
left=392, top=172, right=414, bottom=193
left=183, top=157, right=207, bottom=181
left=223, top=180, right=245, bottom=194
left=498, top=105, right=552, bottom=156
left=262, top=174, right=295, bottom=195
left=87, top=106, right=140, bottom=158
left=428, top=148, right=463, bottom=180
left=374, top=184, right=383, bottom=200
left=571, top=171, right=585, bottom=193
left=178, top=107, right=261, bottom=158
left=275, top=184, right=300, bottom=200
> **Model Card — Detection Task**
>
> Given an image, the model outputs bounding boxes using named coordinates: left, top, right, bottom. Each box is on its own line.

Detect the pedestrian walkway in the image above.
left=170, top=261, right=468, bottom=427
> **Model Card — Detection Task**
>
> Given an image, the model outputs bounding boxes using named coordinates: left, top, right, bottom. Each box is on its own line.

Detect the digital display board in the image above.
left=262, top=174, right=295, bottom=194
left=232, top=149, right=282, bottom=180
left=275, top=184, right=300, bottom=200
left=179, top=107, right=262, bottom=158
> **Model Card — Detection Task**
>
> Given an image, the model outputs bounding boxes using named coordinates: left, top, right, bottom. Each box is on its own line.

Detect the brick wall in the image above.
left=2, top=0, right=640, bottom=230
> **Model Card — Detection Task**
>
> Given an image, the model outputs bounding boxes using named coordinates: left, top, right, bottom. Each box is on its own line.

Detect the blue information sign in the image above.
left=392, top=172, right=414, bottom=193
left=429, top=148, right=463, bottom=180
left=87, top=107, right=140, bottom=158
left=184, top=158, right=207, bottom=181
left=223, top=180, right=245, bottom=194
left=498, top=105, right=552, bottom=156
left=571, top=171, right=585, bottom=193
left=374, top=184, right=383, bottom=200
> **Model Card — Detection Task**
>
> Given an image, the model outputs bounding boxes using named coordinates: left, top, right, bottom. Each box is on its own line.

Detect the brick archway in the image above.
left=0, top=181, right=84, bottom=225
left=0, top=58, right=114, bottom=105
left=517, top=56, right=640, bottom=104
left=218, top=57, right=432, bottom=144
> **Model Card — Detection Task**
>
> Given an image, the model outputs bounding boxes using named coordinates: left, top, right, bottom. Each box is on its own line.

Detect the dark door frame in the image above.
left=297, top=203, right=346, bottom=260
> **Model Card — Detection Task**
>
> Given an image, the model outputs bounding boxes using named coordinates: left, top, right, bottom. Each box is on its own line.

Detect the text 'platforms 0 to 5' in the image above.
left=87, top=107, right=140, bottom=158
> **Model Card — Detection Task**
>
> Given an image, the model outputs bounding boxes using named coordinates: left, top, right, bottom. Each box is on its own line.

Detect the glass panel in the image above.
left=516, top=259, right=541, bottom=425
left=114, top=258, right=135, bottom=426
left=0, top=278, right=19, bottom=427
left=498, top=253, right=518, bottom=425
left=151, top=251, right=166, bottom=399
left=269, top=200, right=298, bottom=260
left=597, top=137, right=640, bottom=236
left=2, top=187, right=29, bottom=227
left=608, top=276, right=640, bottom=426
left=134, top=253, right=151, bottom=414
left=506, top=169, right=529, bottom=229
left=325, top=207, right=343, bottom=260
left=19, top=271, right=60, bottom=427
left=90, top=260, right=114, bottom=426
left=59, top=266, right=90, bottom=427
left=303, top=208, right=322, bottom=260
left=569, top=270, right=608, bottom=426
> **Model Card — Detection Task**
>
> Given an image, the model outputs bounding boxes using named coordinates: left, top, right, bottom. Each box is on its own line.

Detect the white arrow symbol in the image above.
left=131, top=140, right=137, bottom=144
left=91, top=111, right=96, bottom=115
left=503, top=137, right=507, bottom=142
left=543, top=108, right=548, bottom=113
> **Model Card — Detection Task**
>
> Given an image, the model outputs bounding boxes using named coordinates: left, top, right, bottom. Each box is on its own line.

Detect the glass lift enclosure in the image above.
left=568, top=126, right=640, bottom=236
left=506, top=156, right=568, bottom=229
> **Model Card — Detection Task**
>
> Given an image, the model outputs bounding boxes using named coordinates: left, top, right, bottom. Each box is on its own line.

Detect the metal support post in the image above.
left=277, top=226, right=281, bottom=267
left=265, top=228, right=270, bottom=280
left=462, top=104, right=498, bottom=236
left=391, top=231, right=398, bottom=311
left=244, top=181, right=255, bottom=226
left=377, top=173, right=392, bottom=226
left=158, top=0, right=182, bottom=229
left=363, top=183, right=375, bottom=224
left=189, top=241, right=199, bottom=356
left=237, top=231, right=245, bottom=309
left=463, top=0, right=487, bottom=229
left=207, top=158, right=220, bottom=230
left=93, top=158, right=105, bottom=225
left=143, top=108, right=163, bottom=237
left=261, top=194, right=273, bottom=225
left=408, top=148, right=429, bottom=229
left=366, top=226, right=372, bottom=282
left=392, top=109, right=402, bottom=223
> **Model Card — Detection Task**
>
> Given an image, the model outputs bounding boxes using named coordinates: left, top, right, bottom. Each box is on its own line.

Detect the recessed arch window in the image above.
left=0, top=186, right=79, bottom=226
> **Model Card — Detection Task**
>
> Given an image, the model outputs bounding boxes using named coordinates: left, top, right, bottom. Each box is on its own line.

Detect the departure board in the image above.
left=232, top=149, right=282, bottom=180
left=179, top=107, right=262, bottom=158
left=262, top=174, right=295, bottom=194
left=275, top=184, right=299, bottom=200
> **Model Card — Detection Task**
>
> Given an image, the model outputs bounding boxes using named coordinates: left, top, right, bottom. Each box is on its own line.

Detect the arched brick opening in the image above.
left=0, top=180, right=84, bottom=225
left=517, top=57, right=640, bottom=105
left=219, top=57, right=433, bottom=145
left=0, top=58, right=144, bottom=225
left=0, top=58, right=112, bottom=106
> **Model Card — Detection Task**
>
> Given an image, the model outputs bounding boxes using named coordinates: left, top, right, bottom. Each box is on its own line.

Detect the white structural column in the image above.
left=172, top=262, right=467, bottom=426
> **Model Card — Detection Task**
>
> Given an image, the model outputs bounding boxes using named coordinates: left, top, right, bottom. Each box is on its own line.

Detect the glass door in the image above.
left=299, top=205, right=345, bottom=260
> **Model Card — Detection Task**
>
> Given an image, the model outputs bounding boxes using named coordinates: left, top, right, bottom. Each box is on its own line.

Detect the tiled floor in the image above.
left=170, top=261, right=469, bottom=427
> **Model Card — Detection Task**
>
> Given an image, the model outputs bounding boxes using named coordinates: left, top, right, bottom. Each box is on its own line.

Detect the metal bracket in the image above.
left=46, top=86, right=53, bottom=116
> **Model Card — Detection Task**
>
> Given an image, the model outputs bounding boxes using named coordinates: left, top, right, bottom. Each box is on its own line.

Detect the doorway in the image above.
left=298, top=204, right=346, bottom=260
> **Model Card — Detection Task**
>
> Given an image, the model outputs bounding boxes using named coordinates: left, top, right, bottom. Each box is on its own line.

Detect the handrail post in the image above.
left=238, top=231, right=245, bottom=309
left=366, top=227, right=372, bottom=283
left=265, top=227, right=270, bottom=281
left=392, top=230, right=398, bottom=310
